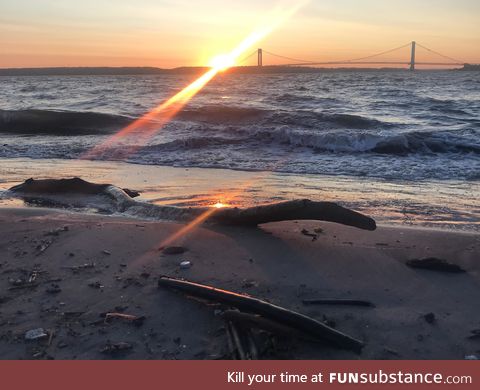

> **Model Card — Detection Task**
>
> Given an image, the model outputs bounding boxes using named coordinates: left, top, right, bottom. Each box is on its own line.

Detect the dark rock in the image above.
left=88, top=281, right=104, bottom=289
left=406, top=257, right=466, bottom=273
left=424, top=313, right=436, bottom=324
left=46, top=284, right=62, bottom=294
left=162, top=246, right=187, bottom=255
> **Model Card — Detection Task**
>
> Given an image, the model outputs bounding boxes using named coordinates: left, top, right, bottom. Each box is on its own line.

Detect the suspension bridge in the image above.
left=238, top=41, right=473, bottom=70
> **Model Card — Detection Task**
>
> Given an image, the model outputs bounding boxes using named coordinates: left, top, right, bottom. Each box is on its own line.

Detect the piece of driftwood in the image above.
left=158, top=276, right=364, bottom=352
left=406, top=257, right=465, bottom=273
left=8, top=282, right=39, bottom=291
left=228, top=321, right=246, bottom=360
left=224, top=314, right=261, bottom=360
left=104, top=313, right=146, bottom=326
left=209, top=199, right=376, bottom=230
left=10, top=178, right=376, bottom=230
left=246, top=330, right=259, bottom=360
left=223, top=310, right=304, bottom=339
left=302, top=299, right=375, bottom=307
left=10, top=177, right=140, bottom=198
left=225, top=322, right=237, bottom=359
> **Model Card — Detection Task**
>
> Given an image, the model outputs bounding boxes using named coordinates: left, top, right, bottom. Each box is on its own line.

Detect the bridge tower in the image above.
left=257, top=48, right=263, bottom=67
left=410, top=41, right=416, bottom=71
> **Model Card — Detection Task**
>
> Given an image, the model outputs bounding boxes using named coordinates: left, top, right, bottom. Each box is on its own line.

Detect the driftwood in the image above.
left=223, top=310, right=306, bottom=339
left=224, top=316, right=260, bottom=360
left=209, top=199, right=376, bottom=230
left=228, top=321, right=247, bottom=360
left=9, top=178, right=376, bottom=230
left=246, top=330, right=259, bottom=360
left=158, top=276, right=364, bottom=353
left=224, top=310, right=299, bottom=335
left=302, top=299, right=375, bottom=307
left=10, top=177, right=140, bottom=198
left=406, top=257, right=465, bottom=273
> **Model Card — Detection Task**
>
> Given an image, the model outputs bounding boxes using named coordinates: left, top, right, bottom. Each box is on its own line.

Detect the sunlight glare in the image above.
left=209, top=54, right=235, bottom=71
left=81, top=0, right=307, bottom=161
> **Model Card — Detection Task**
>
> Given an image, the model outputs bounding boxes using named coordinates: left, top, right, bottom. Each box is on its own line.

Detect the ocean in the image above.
left=0, top=70, right=479, bottom=230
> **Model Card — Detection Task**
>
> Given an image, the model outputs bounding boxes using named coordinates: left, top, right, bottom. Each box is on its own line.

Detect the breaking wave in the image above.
left=0, top=106, right=392, bottom=136
left=276, top=128, right=480, bottom=155
left=0, top=109, right=131, bottom=135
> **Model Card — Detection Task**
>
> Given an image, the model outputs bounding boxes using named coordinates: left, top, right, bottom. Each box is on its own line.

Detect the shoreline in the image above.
left=1, top=158, right=478, bottom=232
left=0, top=207, right=478, bottom=359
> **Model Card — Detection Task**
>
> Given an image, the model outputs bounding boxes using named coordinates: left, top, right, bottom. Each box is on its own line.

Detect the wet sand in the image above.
left=0, top=207, right=479, bottom=359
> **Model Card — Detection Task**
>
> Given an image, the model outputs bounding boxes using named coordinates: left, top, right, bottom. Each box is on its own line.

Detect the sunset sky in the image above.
left=1, top=0, right=479, bottom=68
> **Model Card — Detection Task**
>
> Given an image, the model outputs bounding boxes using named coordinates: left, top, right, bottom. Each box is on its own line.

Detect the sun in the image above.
left=209, top=54, right=236, bottom=71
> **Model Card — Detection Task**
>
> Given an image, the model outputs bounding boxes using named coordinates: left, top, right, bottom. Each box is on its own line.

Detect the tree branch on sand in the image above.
left=9, top=178, right=376, bottom=230
left=158, top=275, right=364, bottom=353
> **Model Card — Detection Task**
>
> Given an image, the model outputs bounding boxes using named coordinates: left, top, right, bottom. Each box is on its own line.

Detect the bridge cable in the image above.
left=339, top=42, right=411, bottom=63
left=261, top=50, right=316, bottom=63
left=263, top=42, right=411, bottom=65
left=416, top=42, right=464, bottom=64
left=237, top=50, right=258, bottom=65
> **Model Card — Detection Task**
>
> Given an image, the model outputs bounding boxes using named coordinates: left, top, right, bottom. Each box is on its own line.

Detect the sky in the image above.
left=1, top=0, right=479, bottom=68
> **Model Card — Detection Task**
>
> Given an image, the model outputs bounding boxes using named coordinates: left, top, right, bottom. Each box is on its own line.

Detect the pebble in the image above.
left=465, top=355, right=478, bottom=360
left=25, top=328, right=48, bottom=341
left=179, top=261, right=192, bottom=269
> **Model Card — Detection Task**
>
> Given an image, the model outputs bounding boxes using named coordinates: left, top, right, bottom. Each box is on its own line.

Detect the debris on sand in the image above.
left=101, top=341, right=133, bottom=355
left=179, top=261, right=192, bottom=269
left=464, top=355, right=479, bottom=360
left=302, top=298, right=375, bottom=307
left=104, top=312, right=146, bottom=327
left=8, top=283, right=39, bottom=291
left=301, top=229, right=317, bottom=241
left=467, top=329, right=480, bottom=340
left=25, top=328, right=48, bottom=341
left=406, top=257, right=465, bottom=273
left=158, top=275, right=364, bottom=353
left=10, top=179, right=377, bottom=230
left=62, top=262, right=95, bottom=272
left=35, top=240, right=52, bottom=256
left=162, top=246, right=187, bottom=255
left=45, top=226, right=69, bottom=236
left=424, top=312, right=436, bottom=324
left=88, top=281, right=104, bottom=289
left=45, top=283, right=62, bottom=294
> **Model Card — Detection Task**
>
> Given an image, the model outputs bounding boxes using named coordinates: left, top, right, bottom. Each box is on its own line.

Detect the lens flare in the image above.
left=81, top=1, right=306, bottom=161
left=209, top=54, right=236, bottom=71
left=84, top=2, right=308, bottom=270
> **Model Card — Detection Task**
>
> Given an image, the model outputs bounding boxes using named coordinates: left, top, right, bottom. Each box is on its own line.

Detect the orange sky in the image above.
left=1, top=0, right=479, bottom=68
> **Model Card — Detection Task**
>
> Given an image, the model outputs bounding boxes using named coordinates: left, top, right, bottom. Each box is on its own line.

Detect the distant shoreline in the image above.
left=0, top=64, right=474, bottom=76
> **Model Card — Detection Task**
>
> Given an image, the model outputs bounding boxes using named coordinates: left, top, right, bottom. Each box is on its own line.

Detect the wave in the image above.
left=278, top=129, right=480, bottom=155
left=0, top=109, right=131, bottom=135
left=178, top=105, right=267, bottom=124
left=189, top=126, right=478, bottom=155
left=97, top=128, right=480, bottom=156
left=179, top=105, right=389, bottom=129
left=141, top=136, right=244, bottom=151
left=0, top=106, right=392, bottom=137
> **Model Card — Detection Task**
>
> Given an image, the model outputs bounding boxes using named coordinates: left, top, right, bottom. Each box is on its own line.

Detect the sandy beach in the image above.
left=1, top=207, right=478, bottom=360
